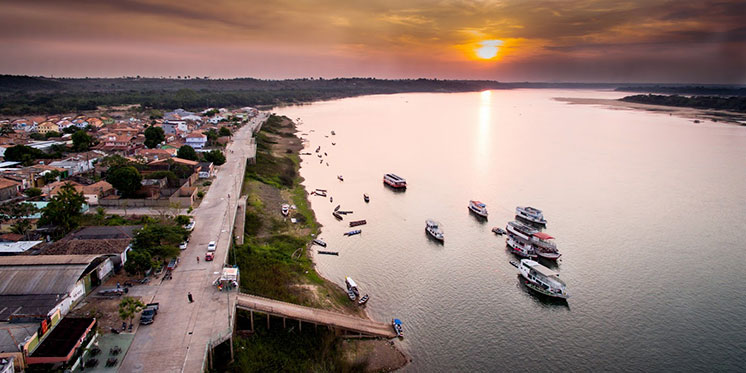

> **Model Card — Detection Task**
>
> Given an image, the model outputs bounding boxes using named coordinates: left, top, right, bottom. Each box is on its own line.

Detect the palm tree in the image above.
left=118, top=297, right=145, bottom=329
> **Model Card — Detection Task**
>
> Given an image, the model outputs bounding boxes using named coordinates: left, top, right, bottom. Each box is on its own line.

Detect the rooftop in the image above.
left=30, top=317, right=95, bottom=358
left=0, top=241, right=43, bottom=254
left=0, top=295, right=61, bottom=321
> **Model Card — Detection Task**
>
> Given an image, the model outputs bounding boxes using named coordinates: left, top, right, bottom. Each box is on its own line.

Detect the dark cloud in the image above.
left=0, top=0, right=743, bottom=83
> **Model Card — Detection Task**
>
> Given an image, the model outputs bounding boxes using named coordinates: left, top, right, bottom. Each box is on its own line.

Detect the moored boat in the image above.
left=515, top=259, right=569, bottom=299
left=468, top=200, right=488, bottom=218
left=516, top=206, right=547, bottom=226
left=344, top=229, right=362, bottom=236
left=492, top=227, right=506, bottom=235
left=392, top=319, right=403, bottom=337
left=345, top=277, right=359, bottom=297
left=338, top=175, right=344, bottom=181
left=383, top=173, right=407, bottom=189
left=333, top=211, right=343, bottom=220
left=358, top=294, right=369, bottom=305
left=425, top=219, right=444, bottom=241
left=505, top=221, right=538, bottom=258
left=312, top=238, right=327, bottom=247
left=349, top=220, right=367, bottom=227
left=363, top=193, right=370, bottom=203
left=317, top=251, right=339, bottom=256
left=347, top=288, right=356, bottom=301
left=532, top=232, right=561, bottom=260
left=315, top=146, right=321, bottom=153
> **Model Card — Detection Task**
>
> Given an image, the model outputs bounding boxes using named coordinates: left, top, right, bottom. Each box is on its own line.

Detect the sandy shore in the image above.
left=555, top=97, right=746, bottom=125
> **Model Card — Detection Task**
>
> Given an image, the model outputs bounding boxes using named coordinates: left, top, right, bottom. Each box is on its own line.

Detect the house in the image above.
left=36, top=121, right=59, bottom=134
left=162, top=120, right=187, bottom=134
left=48, top=154, right=101, bottom=176
left=0, top=177, right=20, bottom=201
left=135, top=148, right=175, bottom=162
left=86, top=118, right=104, bottom=128
left=81, top=181, right=114, bottom=206
left=208, top=116, right=225, bottom=124
left=185, top=132, right=207, bottom=149
left=198, top=162, right=213, bottom=179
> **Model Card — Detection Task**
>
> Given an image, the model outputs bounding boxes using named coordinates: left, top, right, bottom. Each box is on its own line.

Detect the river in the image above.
left=277, top=89, right=746, bottom=372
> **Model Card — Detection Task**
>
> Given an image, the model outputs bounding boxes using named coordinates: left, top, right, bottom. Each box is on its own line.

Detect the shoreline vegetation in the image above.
left=229, top=114, right=407, bottom=372
left=2, top=74, right=743, bottom=116
left=556, top=97, right=746, bottom=125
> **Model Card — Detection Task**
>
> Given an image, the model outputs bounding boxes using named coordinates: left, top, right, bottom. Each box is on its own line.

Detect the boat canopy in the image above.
left=471, top=201, right=486, bottom=207
left=393, top=319, right=402, bottom=325
left=533, top=232, right=554, bottom=240
left=345, top=277, right=358, bottom=289
left=522, top=259, right=560, bottom=277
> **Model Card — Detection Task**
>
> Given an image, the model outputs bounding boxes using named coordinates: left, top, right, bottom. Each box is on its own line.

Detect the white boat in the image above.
left=281, top=204, right=290, bottom=216
left=468, top=200, right=488, bottom=218
left=383, top=173, right=407, bottom=189
left=506, top=221, right=538, bottom=258
left=516, top=206, right=547, bottom=225
left=532, top=232, right=561, bottom=260
left=345, top=277, right=359, bottom=297
left=425, top=220, right=444, bottom=241
left=516, top=259, right=569, bottom=299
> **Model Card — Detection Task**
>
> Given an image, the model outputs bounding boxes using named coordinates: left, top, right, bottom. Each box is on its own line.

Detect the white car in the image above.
left=184, top=221, right=195, bottom=231
left=207, top=241, right=216, bottom=252
left=179, top=241, right=188, bottom=250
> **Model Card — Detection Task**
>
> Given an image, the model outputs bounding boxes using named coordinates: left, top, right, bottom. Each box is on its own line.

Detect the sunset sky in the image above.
left=1, top=0, right=744, bottom=83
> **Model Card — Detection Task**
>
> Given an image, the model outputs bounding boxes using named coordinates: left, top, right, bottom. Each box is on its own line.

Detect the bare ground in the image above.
left=340, top=339, right=409, bottom=372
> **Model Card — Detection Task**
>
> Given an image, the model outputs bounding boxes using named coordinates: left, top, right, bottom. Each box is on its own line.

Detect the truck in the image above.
left=139, top=303, right=159, bottom=325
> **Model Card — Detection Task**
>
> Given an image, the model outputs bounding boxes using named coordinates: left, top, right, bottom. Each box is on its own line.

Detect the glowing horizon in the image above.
left=0, top=0, right=743, bottom=83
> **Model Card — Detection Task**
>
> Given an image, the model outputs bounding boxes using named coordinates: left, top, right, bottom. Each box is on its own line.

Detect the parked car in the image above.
left=179, top=240, right=188, bottom=250
left=207, top=241, right=216, bottom=252
left=184, top=221, right=195, bottom=231
left=139, top=303, right=159, bottom=325
left=166, top=258, right=178, bottom=271
left=205, top=252, right=214, bottom=261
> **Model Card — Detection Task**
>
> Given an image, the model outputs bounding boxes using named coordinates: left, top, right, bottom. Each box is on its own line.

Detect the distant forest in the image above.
left=620, top=94, right=746, bottom=113
left=1, top=75, right=744, bottom=116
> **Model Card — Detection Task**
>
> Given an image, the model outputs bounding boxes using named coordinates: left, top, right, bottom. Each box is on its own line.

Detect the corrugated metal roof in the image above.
left=0, top=254, right=101, bottom=266
left=0, top=264, right=88, bottom=295
left=0, top=322, right=38, bottom=351
left=0, top=295, right=62, bottom=321
left=0, top=241, right=43, bottom=254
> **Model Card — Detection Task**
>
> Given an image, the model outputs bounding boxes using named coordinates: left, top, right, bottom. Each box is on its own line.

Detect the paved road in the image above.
left=236, top=293, right=396, bottom=338
left=119, top=114, right=267, bottom=373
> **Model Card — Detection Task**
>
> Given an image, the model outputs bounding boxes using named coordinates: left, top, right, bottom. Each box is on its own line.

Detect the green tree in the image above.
left=44, top=131, right=61, bottom=139
left=203, top=149, right=226, bottom=165
left=0, top=122, right=15, bottom=137
left=170, top=162, right=194, bottom=179
left=144, top=126, right=165, bottom=149
left=175, top=215, right=191, bottom=225
left=62, top=126, right=78, bottom=134
left=106, top=166, right=142, bottom=198
left=24, top=187, right=42, bottom=198
left=131, top=224, right=187, bottom=259
left=124, top=249, right=152, bottom=274
left=4, top=145, right=45, bottom=164
left=176, top=145, right=198, bottom=161
left=72, top=130, right=93, bottom=151
left=205, top=129, right=219, bottom=145
left=218, top=126, right=231, bottom=137
left=38, top=183, right=86, bottom=238
left=118, top=297, right=145, bottom=328
left=0, top=202, right=39, bottom=238
left=42, top=170, right=62, bottom=184
left=30, top=133, right=46, bottom=140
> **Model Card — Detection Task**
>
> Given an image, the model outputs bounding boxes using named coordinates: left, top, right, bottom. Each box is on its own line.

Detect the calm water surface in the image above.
left=277, top=90, right=746, bottom=372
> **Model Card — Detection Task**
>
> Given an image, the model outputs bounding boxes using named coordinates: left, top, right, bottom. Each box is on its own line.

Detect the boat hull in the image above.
left=468, top=206, right=488, bottom=218
left=536, top=251, right=561, bottom=260
left=516, top=214, right=546, bottom=226
left=506, top=236, right=537, bottom=258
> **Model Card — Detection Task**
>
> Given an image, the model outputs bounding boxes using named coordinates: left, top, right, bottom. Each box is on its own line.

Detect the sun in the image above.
left=476, top=40, right=503, bottom=60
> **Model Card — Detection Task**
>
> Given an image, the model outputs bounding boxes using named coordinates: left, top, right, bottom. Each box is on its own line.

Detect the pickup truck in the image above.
left=139, top=303, right=159, bottom=325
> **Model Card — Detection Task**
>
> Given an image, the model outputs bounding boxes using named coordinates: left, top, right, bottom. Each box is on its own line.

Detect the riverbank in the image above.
left=230, top=114, right=407, bottom=371
left=555, top=97, right=746, bottom=125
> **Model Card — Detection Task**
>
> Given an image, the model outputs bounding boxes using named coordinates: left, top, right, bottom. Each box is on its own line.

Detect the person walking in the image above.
left=187, top=292, right=193, bottom=303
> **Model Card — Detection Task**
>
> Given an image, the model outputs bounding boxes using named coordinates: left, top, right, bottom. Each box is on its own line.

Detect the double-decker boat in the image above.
left=383, top=173, right=407, bottom=189
left=532, top=232, right=561, bottom=260
left=425, top=220, right=444, bottom=241
left=516, top=206, right=547, bottom=226
left=468, top=200, right=488, bottom=218
left=514, top=259, right=569, bottom=299
left=505, top=221, right=538, bottom=258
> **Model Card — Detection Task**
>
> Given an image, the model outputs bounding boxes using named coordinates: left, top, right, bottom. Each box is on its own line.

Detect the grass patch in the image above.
left=231, top=311, right=367, bottom=373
